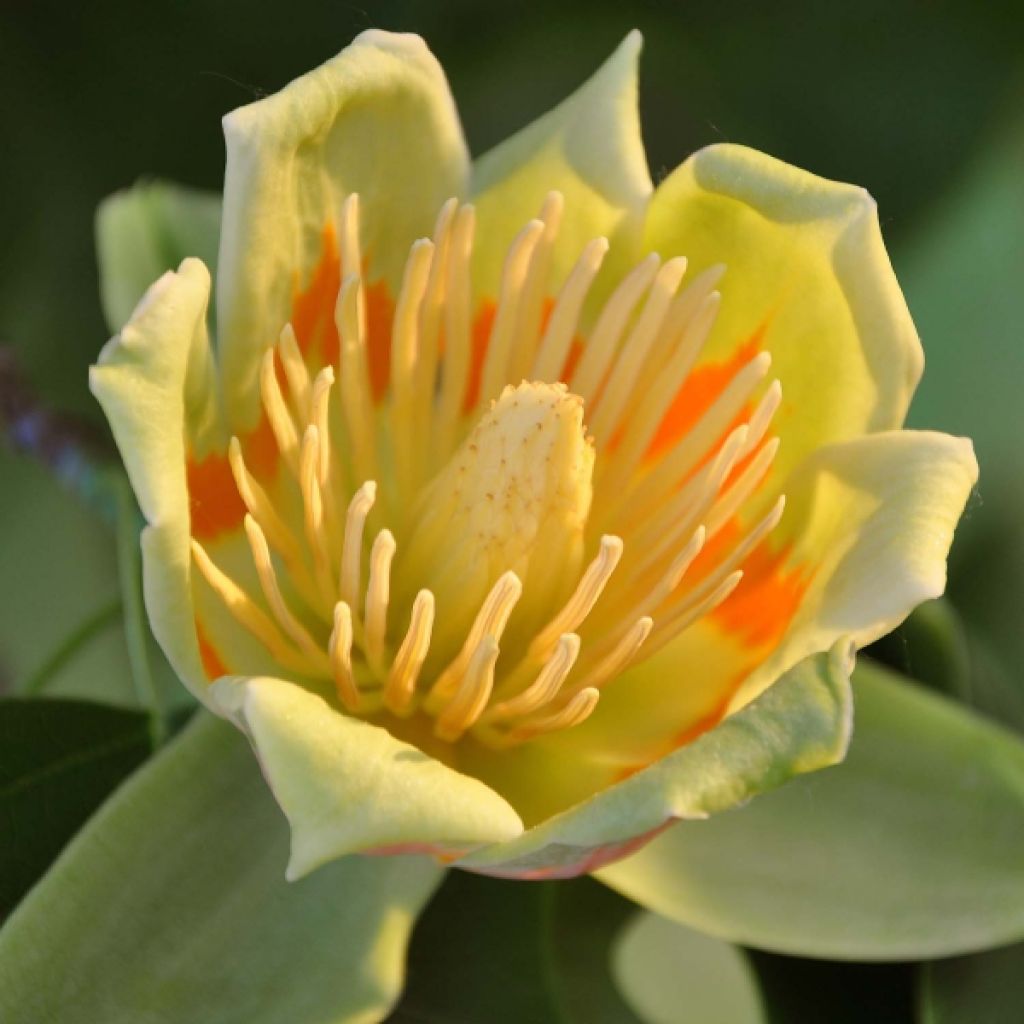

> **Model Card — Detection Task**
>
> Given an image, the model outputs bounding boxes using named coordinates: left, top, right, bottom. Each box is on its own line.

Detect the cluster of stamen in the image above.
left=190, top=190, right=783, bottom=749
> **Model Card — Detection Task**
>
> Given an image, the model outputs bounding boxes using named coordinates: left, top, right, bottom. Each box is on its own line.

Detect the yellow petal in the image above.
left=643, top=143, right=924, bottom=486
left=218, top=30, right=469, bottom=429
left=470, top=31, right=651, bottom=301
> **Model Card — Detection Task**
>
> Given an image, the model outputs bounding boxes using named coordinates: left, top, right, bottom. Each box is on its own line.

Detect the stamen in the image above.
left=530, top=535, right=623, bottom=654
left=364, top=529, right=396, bottom=669
left=335, top=274, right=378, bottom=489
left=384, top=589, right=435, bottom=715
left=573, top=616, right=653, bottom=693
left=435, top=203, right=476, bottom=457
left=298, top=426, right=335, bottom=605
left=340, top=193, right=365, bottom=335
left=278, top=323, right=311, bottom=416
left=531, top=236, right=609, bottom=382
left=259, top=348, right=299, bottom=469
left=430, top=571, right=523, bottom=702
left=309, top=367, right=335, bottom=486
left=243, top=515, right=329, bottom=671
left=339, top=480, right=376, bottom=611
left=507, top=191, right=564, bottom=383
left=739, top=379, right=782, bottom=458
left=189, top=538, right=314, bottom=675
left=571, top=253, right=661, bottom=405
left=496, top=686, right=600, bottom=748
left=589, top=257, right=689, bottom=445
left=478, top=219, right=546, bottom=407
left=486, top=633, right=580, bottom=722
left=434, top=635, right=500, bottom=742
left=703, top=437, right=781, bottom=538
left=329, top=601, right=359, bottom=711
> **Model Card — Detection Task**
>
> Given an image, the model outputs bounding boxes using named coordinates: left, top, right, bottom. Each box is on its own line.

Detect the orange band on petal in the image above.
left=186, top=451, right=246, bottom=540
left=292, top=225, right=342, bottom=367
left=196, top=620, right=229, bottom=679
left=463, top=300, right=497, bottom=412
left=645, top=324, right=768, bottom=464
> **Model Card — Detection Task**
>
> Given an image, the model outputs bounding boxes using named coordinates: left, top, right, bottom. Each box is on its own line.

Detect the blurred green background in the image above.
left=1, top=2, right=1022, bottom=1020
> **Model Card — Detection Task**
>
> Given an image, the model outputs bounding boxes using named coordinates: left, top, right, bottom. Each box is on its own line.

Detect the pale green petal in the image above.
left=0, top=711, right=443, bottom=1023
left=470, top=31, right=651, bottom=298
left=89, top=259, right=218, bottom=698
left=210, top=674, right=524, bottom=879
left=96, top=180, right=221, bottom=333
left=218, top=29, right=469, bottom=428
left=598, top=661, right=1024, bottom=959
left=455, top=642, right=852, bottom=878
left=728, top=428, right=977, bottom=712
left=613, top=911, right=766, bottom=1024
left=644, top=143, right=923, bottom=484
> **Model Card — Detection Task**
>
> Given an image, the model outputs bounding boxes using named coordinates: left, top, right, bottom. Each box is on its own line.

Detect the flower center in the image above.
left=190, top=191, right=783, bottom=749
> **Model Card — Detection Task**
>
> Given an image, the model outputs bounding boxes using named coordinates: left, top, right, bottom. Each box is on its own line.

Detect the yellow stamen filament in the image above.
left=434, top=635, right=501, bottom=742
left=385, top=589, right=435, bottom=715
left=329, top=601, right=359, bottom=711
left=495, top=686, right=600, bottom=748
left=192, top=191, right=791, bottom=752
left=486, top=633, right=581, bottom=722
left=278, top=323, right=311, bottom=417
left=190, top=538, right=314, bottom=676
left=340, top=481, right=376, bottom=611
left=364, top=529, right=396, bottom=668
left=259, top=348, right=299, bottom=470
left=243, top=515, right=329, bottom=671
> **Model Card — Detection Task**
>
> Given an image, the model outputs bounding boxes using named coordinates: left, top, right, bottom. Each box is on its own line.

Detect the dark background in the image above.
left=2, top=2, right=1023, bottom=1020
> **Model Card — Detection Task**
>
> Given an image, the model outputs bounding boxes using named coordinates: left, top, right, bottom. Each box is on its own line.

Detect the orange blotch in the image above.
left=364, top=279, right=395, bottom=402
left=291, top=225, right=342, bottom=368
left=463, top=300, right=497, bottom=412
left=195, top=620, right=229, bottom=679
left=645, top=322, right=770, bottom=464
left=186, top=450, right=246, bottom=541
left=712, top=537, right=812, bottom=650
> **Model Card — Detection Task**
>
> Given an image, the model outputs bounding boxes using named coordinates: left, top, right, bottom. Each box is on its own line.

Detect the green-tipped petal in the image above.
left=613, top=911, right=766, bottom=1024
left=0, top=711, right=443, bottom=1023
left=211, top=675, right=524, bottom=879
left=218, top=30, right=469, bottom=428
left=470, top=31, right=651, bottom=297
left=598, top=661, right=1024, bottom=960
left=96, top=181, right=221, bottom=333
left=89, top=259, right=217, bottom=699
left=644, top=143, right=923, bottom=483
left=454, top=642, right=852, bottom=878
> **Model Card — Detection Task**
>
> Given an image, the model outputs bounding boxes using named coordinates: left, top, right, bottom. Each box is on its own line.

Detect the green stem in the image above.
left=21, top=599, right=123, bottom=696
left=111, top=473, right=167, bottom=748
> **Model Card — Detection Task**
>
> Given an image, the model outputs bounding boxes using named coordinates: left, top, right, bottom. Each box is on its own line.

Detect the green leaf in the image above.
left=96, top=180, right=221, bottom=333
left=0, top=698, right=151, bottom=914
left=0, top=710, right=443, bottom=1023
left=919, top=941, right=1024, bottom=1023
left=597, top=660, right=1024, bottom=959
left=612, top=911, right=766, bottom=1024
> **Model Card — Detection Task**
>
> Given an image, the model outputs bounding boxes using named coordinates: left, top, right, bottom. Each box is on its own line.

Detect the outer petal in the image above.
left=470, top=31, right=651, bottom=297
left=452, top=642, right=851, bottom=878
left=0, top=711, right=443, bottom=1023
left=210, top=675, right=524, bottom=880
left=218, top=30, right=469, bottom=428
left=89, top=259, right=217, bottom=699
left=726, top=428, right=978, bottom=711
left=597, top=661, right=1024, bottom=959
left=644, top=143, right=923, bottom=484
left=96, top=180, right=221, bottom=334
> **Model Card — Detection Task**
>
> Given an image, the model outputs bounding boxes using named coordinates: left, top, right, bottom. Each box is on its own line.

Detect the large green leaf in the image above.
left=0, top=698, right=151, bottom=914
left=919, top=941, right=1024, bottom=1023
left=612, top=910, right=766, bottom=1024
left=597, top=660, right=1024, bottom=959
left=0, top=711, right=443, bottom=1024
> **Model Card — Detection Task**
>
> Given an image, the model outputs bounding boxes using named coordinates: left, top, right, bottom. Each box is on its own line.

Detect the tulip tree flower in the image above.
left=1, top=28, right=989, bottom=1024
